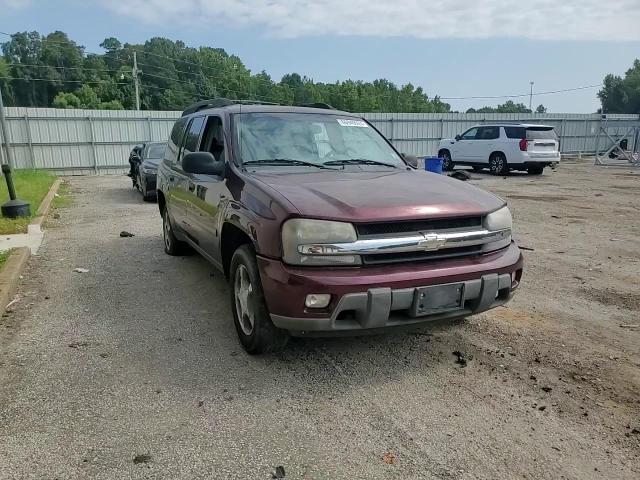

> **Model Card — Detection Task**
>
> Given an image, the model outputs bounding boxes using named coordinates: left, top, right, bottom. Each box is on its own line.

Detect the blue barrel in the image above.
left=425, top=156, right=443, bottom=174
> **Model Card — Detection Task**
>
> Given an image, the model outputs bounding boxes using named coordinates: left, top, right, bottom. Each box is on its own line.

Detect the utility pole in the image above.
left=133, top=51, right=141, bottom=110
left=0, top=83, right=14, bottom=168
left=529, top=81, right=534, bottom=112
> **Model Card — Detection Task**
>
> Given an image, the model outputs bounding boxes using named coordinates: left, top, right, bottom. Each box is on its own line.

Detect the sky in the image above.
left=2, top=0, right=640, bottom=113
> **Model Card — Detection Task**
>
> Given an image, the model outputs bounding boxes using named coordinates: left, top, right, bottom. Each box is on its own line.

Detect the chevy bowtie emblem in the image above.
left=418, top=233, right=447, bottom=251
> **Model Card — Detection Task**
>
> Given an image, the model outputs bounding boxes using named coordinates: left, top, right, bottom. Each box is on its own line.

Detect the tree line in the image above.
left=0, top=31, right=450, bottom=113
left=0, top=31, right=637, bottom=114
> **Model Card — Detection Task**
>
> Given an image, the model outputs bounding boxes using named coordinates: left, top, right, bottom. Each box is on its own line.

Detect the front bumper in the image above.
left=258, top=242, right=523, bottom=335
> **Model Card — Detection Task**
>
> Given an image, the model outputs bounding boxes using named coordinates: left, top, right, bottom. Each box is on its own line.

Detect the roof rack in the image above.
left=298, top=102, right=337, bottom=110
left=181, top=98, right=280, bottom=116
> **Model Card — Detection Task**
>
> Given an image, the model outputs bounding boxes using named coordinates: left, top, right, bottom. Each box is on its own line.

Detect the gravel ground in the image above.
left=0, top=159, right=638, bottom=479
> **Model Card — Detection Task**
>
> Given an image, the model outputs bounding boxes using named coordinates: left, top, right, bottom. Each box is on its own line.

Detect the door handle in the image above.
left=188, top=182, right=195, bottom=192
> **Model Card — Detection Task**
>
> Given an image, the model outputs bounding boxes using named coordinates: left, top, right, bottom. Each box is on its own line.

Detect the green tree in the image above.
left=598, top=60, right=640, bottom=114
left=535, top=104, right=547, bottom=114
left=1, top=30, right=452, bottom=113
left=53, top=92, right=81, bottom=108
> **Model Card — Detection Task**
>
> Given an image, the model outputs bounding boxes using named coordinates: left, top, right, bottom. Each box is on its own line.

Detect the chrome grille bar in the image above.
left=298, top=229, right=511, bottom=256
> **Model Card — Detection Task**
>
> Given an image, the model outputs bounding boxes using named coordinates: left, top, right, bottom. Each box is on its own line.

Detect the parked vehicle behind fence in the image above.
left=156, top=99, right=524, bottom=353
left=438, top=124, right=561, bottom=175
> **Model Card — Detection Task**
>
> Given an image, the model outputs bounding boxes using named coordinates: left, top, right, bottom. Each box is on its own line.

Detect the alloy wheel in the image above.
left=234, top=264, right=255, bottom=336
left=491, top=156, right=505, bottom=174
left=442, top=152, right=453, bottom=170
left=163, top=211, right=172, bottom=251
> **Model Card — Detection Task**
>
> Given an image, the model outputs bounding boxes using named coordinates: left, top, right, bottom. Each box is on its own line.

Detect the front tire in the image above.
left=441, top=151, right=454, bottom=171
left=489, top=153, right=508, bottom=175
left=230, top=245, right=288, bottom=354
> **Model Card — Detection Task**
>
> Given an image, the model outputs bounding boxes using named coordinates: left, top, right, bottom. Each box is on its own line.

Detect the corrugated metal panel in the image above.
left=1, top=107, right=638, bottom=172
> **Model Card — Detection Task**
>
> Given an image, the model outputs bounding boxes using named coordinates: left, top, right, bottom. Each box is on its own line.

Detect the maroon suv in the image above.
left=157, top=100, right=523, bottom=353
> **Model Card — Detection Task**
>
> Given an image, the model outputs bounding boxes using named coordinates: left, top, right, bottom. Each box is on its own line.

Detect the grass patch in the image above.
left=52, top=180, right=71, bottom=209
left=0, top=249, right=12, bottom=271
left=0, top=170, right=57, bottom=235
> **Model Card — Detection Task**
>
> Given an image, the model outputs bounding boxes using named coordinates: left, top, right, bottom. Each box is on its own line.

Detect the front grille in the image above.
left=362, top=245, right=483, bottom=265
left=356, top=217, right=482, bottom=237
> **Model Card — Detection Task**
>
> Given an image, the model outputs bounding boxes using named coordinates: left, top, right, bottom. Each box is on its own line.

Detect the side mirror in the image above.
left=455, top=134, right=461, bottom=141
left=182, top=152, right=225, bottom=176
left=402, top=153, right=418, bottom=168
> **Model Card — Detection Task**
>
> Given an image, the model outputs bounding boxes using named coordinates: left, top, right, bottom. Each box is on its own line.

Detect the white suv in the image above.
left=437, top=124, right=561, bottom=175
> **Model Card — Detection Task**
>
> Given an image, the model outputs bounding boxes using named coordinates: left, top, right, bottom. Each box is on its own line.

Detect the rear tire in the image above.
left=527, top=165, right=544, bottom=175
left=489, top=153, right=508, bottom=175
left=441, top=151, right=454, bottom=171
left=162, top=207, right=190, bottom=256
left=230, top=245, right=289, bottom=354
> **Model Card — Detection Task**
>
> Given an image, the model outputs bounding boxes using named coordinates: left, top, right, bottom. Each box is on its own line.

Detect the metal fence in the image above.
left=1, top=107, right=639, bottom=175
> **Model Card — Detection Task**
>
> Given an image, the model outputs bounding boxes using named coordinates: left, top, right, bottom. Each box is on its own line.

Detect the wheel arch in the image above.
left=489, top=150, right=506, bottom=161
left=221, top=222, right=256, bottom=279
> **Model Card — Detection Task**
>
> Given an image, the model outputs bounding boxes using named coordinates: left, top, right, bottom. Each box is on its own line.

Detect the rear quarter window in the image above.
left=504, top=127, right=526, bottom=139
left=167, top=117, right=188, bottom=162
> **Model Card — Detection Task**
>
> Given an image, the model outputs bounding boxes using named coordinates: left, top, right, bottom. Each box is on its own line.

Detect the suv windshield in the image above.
left=234, top=113, right=405, bottom=168
left=145, top=143, right=166, bottom=159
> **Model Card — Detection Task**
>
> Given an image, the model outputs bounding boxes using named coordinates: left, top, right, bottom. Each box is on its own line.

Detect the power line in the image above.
left=0, top=76, right=130, bottom=86
left=6, top=62, right=123, bottom=74
left=439, top=83, right=602, bottom=100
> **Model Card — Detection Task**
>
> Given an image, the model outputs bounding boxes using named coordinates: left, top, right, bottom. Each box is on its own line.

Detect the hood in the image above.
left=250, top=169, right=504, bottom=222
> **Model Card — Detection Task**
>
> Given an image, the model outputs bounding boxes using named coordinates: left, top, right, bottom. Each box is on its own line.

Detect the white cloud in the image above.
left=100, top=0, right=640, bottom=41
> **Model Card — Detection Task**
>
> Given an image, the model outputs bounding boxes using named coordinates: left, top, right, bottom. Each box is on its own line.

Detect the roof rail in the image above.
left=299, top=102, right=337, bottom=110
left=181, top=98, right=280, bottom=116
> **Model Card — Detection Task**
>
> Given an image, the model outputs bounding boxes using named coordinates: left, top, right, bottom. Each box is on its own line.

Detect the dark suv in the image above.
left=157, top=99, right=523, bottom=353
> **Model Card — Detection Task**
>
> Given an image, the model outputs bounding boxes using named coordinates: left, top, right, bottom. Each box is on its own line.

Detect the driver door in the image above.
left=451, top=127, right=479, bottom=161
left=186, top=115, right=229, bottom=265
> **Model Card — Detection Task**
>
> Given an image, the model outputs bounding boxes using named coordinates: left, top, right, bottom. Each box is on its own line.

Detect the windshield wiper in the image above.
left=242, top=159, right=337, bottom=170
left=323, top=159, right=397, bottom=168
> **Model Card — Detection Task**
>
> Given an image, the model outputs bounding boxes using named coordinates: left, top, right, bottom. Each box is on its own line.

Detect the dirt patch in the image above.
left=581, top=287, right=640, bottom=311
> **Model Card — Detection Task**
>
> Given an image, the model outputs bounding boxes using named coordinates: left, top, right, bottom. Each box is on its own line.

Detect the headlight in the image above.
left=282, top=219, right=361, bottom=266
left=483, top=206, right=512, bottom=252
left=485, top=206, right=512, bottom=231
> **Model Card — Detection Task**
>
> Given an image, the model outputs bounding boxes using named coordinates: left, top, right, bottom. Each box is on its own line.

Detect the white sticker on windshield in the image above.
left=337, top=118, right=369, bottom=128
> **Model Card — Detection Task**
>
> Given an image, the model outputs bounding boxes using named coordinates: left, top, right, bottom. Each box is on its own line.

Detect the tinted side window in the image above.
left=180, top=116, right=206, bottom=162
left=478, top=126, right=499, bottom=140
left=167, top=118, right=187, bottom=162
left=200, top=116, right=225, bottom=162
left=461, top=127, right=479, bottom=140
left=504, top=127, right=526, bottom=139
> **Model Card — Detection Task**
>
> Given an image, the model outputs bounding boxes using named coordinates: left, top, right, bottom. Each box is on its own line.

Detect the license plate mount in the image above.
left=410, top=283, right=465, bottom=317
